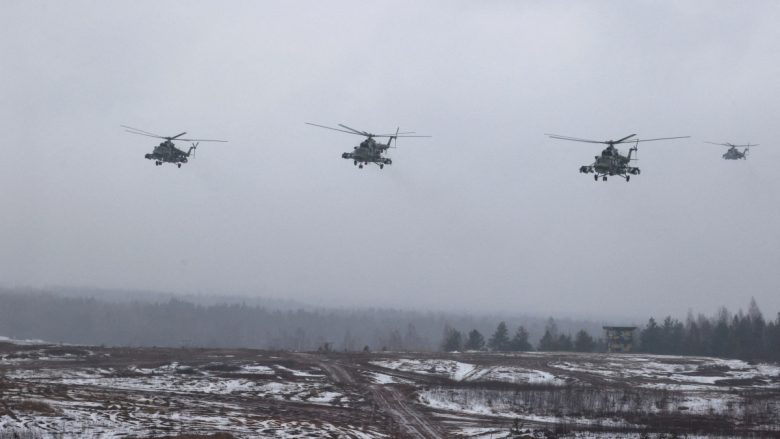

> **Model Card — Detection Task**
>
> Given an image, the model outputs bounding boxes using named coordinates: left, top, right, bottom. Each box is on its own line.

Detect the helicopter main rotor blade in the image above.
left=545, top=134, right=609, bottom=144
left=705, top=141, right=758, bottom=147
left=338, top=124, right=371, bottom=136
left=634, top=136, right=690, bottom=143
left=308, top=122, right=429, bottom=138
left=121, top=125, right=165, bottom=138
left=369, top=134, right=432, bottom=138
left=123, top=130, right=168, bottom=140
left=373, top=131, right=416, bottom=136
left=123, top=125, right=225, bottom=142
left=305, top=122, right=366, bottom=136
left=176, top=137, right=228, bottom=143
left=614, top=134, right=637, bottom=143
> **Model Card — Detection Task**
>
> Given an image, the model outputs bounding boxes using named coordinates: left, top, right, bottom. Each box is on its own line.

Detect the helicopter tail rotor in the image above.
left=628, top=139, right=640, bottom=161
left=388, top=127, right=400, bottom=149
left=188, top=142, right=199, bottom=158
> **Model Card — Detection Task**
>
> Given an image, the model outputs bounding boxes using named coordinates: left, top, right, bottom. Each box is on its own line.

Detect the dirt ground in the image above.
left=1, top=342, right=779, bottom=438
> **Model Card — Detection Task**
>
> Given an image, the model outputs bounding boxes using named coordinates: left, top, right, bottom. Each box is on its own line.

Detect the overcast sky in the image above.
left=1, top=1, right=779, bottom=319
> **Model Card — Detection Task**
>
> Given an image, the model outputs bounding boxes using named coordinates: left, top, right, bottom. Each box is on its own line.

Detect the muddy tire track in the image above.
left=312, top=355, right=446, bottom=439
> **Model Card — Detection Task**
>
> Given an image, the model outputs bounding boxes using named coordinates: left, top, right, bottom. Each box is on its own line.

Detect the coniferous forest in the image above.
left=1, top=289, right=778, bottom=362
left=441, top=298, right=780, bottom=362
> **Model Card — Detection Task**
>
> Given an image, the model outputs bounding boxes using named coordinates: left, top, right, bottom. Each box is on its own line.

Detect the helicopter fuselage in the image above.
left=144, top=141, right=193, bottom=166
left=579, top=145, right=640, bottom=181
left=723, top=147, right=747, bottom=160
left=123, top=125, right=223, bottom=167
left=305, top=122, right=430, bottom=169
left=547, top=133, right=689, bottom=182
left=341, top=137, right=392, bottom=167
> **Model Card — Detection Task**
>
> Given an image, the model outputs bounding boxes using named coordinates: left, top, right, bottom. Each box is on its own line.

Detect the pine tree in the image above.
left=660, top=316, right=684, bottom=355
left=640, top=317, right=661, bottom=353
left=556, top=333, right=573, bottom=351
left=537, top=318, right=559, bottom=351
left=574, top=330, right=595, bottom=352
left=509, top=326, right=532, bottom=351
left=747, top=298, right=766, bottom=359
left=464, top=329, right=486, bottom=351
left=441, top=325, right=463, bottom=352
left=537, top=329, right=556, bottom=351
left=769, top=313, right=780, bottom=362
left=710, top=315, right=730, bottom=357
left=488, top=321, right=511, bottom=351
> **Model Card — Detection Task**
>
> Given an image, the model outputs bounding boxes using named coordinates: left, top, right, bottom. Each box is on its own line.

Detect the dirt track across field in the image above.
left=1, top=342, right=779, bottom=438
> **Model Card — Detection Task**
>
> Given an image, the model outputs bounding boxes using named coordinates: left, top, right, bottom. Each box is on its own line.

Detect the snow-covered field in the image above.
left=6, top=362, right=347, bottom=405
left=369, top=352, right=780, bottom=436
left=0, top=344, right=380, bottom=438
left=549, top=354, right=780, bottom=389
left=370, top=358, right=567, bottom=385
left=371, top=352, right=780, bottom=390
left=1, top=341, right=778, bottom=438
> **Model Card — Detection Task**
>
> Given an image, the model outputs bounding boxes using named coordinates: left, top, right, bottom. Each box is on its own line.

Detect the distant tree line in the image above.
left=440, top=298, right=780, bottom=363
left=6, top=289, right=775, bottom=361
left=637, top=298, right=780, bottom=362
left=0, top=291, right=437, bottom=351
left=0, top=289, right=596, bottom=352
left=441, top=318, right=603, bottom=353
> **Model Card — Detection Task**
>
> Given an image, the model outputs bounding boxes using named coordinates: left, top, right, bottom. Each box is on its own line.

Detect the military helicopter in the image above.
left=546, top=133, right=690, bottom=181
left=122, top=125, right=227, bottom=168
left=704, top=141, right=758, bottom=160
left=306, top=122, right=430, bottom=169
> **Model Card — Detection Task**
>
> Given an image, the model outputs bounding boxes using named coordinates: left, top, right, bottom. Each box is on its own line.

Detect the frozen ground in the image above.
left=1, top=340, right=778, bottom=438
left=371, top=358, right=567, bottom=385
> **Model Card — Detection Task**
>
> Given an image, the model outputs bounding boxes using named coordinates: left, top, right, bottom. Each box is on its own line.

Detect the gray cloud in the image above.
left=1, top=1, right=779, bottom=318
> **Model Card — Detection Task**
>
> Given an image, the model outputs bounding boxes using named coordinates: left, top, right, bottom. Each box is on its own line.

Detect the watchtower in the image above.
left=603, top=326, right=637, bottom=353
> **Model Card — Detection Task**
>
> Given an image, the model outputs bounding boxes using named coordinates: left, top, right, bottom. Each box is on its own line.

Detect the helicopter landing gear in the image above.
left=358, top=164, right=363, bottom=169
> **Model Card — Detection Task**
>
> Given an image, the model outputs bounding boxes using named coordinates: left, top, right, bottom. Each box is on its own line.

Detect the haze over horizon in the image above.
left=2, top=1, right=780, bottom=320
